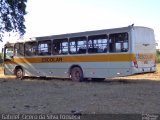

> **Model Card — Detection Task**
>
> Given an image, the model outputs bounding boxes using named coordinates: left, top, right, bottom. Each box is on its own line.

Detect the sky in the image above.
left=0, top=0, right=160, bottom=49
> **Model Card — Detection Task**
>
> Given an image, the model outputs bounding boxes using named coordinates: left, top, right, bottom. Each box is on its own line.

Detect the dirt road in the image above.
left=0, top=78, right=160, bottom=114
left=0, top=65, right=160, bottom=114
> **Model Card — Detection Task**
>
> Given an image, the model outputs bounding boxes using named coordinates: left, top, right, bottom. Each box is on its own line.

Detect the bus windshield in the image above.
left=5, top=46, right=14, bottom=60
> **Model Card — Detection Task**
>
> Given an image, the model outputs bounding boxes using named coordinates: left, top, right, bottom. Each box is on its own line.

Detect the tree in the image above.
left=0, top=0, right=27, bottom=41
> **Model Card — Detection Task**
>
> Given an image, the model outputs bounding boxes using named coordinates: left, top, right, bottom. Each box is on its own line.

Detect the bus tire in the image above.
left=15, top=68, right=24, bottom=80
left=70, top=67, right=83, bottom=82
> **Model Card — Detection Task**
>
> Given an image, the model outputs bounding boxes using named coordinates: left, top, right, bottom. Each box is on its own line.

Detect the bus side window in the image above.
left=52, top=42, right=60, bottom=55
left=61, top=42, right=68, bottom=54
left=88, top=35, right=108, bottom=54
left=38, top=40, right=51, bottom=56
left=109, top=32, right=128, bottom=53
left=69, top=37, right=87, bottom=54
left=121, top=33, right=129, bottom=52
left=14, top=43, right=24, bottom=57
left=53, top=38, right=68, bottom=55
left=122, top=42, right=128, bottom=52
left=25, top=42, right=37, bottom=56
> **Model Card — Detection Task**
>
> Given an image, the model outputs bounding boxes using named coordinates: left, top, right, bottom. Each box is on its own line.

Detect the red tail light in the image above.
left=133, top=60, right=138, bottom=68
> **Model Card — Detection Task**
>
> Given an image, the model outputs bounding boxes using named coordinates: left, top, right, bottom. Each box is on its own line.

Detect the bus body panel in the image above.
left=131, top=27, right=156, bottom=74
left=4, top=63, right=15, bottom=75
left=4, top=53, right=133, bottom=78
left=6, top=62, right=131, bottom=78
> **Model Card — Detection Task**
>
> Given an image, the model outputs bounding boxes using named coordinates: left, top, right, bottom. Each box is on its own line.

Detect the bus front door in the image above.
left=3, top=45, right=15, bottom=75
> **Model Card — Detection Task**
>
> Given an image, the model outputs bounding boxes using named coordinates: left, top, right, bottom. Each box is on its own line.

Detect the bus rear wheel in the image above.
left=70, top=67, right=83, bottom=82
left=15, top=68, right=24, bottom=80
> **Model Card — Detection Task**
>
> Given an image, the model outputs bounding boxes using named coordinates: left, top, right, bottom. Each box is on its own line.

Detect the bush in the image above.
left=157, top=53, right=160, bottom=63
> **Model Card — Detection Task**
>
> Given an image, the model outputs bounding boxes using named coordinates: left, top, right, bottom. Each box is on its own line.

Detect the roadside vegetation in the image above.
left=0, top=53, right=3, bottom=67
left=157, top=50, right=160, bottom=63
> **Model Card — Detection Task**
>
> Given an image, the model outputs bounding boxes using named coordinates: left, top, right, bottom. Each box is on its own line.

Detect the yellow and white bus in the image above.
left=3, top=25, right=156, bottom=81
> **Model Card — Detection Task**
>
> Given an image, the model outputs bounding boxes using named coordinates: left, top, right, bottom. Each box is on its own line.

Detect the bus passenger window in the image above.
left=14, top=43, right=24, bottom=56
left=109, top=32, right=128, bottom=53
left=69, top=40, right=76, bottom=54
left=88, top=35, right=108, bottom=54
left=38, top=40, right=51, bottom=55
left=115, top=42, right=121, bottom=52
left=61, top=42, right=68, bottom=54
left=122, top=42, right=128, bottom=52
left=53, top=38, right=68, bottom=55
left=25, top=42, right=37, bottom=56
left=69, top=37, right=87, bottom=54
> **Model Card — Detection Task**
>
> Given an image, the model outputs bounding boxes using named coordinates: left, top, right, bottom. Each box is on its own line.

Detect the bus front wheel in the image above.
left=15, top=68, right=24, bottom=80
left=70, top=67, right=83, bottom=82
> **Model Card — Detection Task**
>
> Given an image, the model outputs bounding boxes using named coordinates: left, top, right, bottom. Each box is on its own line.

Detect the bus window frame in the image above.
left=69, top=36, right=87, bottom=54
left=38, top=40, right=52, bottom=56
left=14, top=42, right=24, bottom=57
left=24, top=41, right=38, bottom=57
left=88, top=34, right=108, bottom=54
left=52, top=38, right=69, bottom=55
left=108, top=32, right=129, bottom=53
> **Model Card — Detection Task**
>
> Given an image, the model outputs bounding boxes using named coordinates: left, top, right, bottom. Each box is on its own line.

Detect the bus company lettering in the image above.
left=137, top=54, right=154, bottom=60
left=42, top=57, right=63, bottom=62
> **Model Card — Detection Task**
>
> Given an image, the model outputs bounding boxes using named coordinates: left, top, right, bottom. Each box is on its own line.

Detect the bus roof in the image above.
left=31, top=26, right=154, bottom=40
left=34, top=26, right=131, bottom=40
left=5, top=26, right=154, bottom=44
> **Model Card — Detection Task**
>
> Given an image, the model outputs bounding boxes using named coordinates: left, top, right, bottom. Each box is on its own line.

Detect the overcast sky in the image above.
left=1, top=0, right=160, bottom=49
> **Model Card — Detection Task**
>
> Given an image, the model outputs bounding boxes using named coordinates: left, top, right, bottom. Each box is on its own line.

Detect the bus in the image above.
left=3, top=25, right=156, bottom=81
